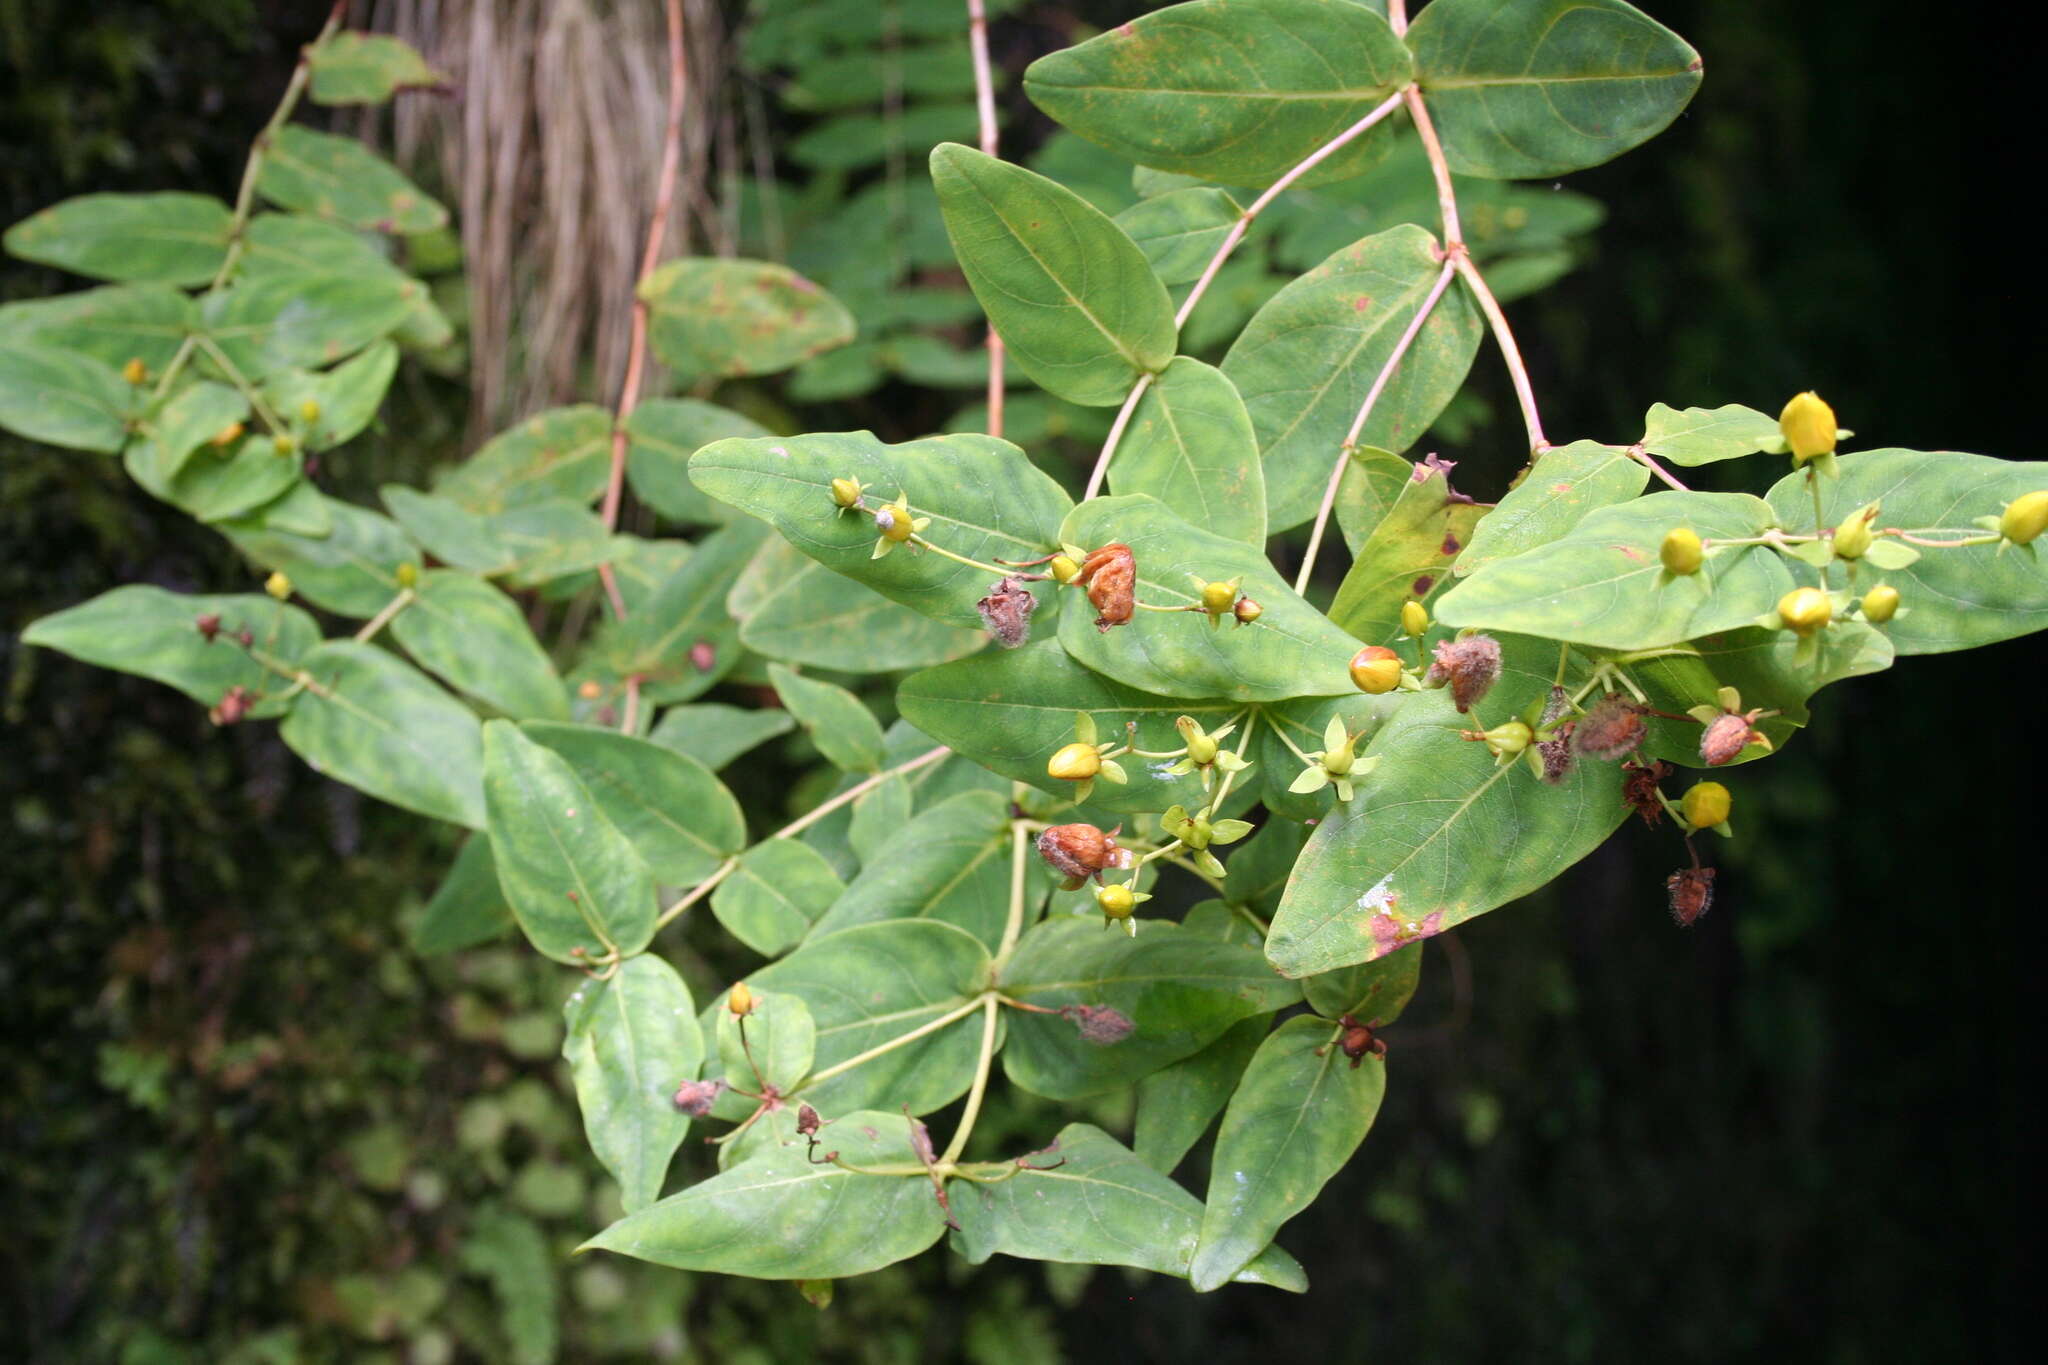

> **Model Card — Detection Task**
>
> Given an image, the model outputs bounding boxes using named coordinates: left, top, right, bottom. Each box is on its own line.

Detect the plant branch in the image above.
left=193, top=335, right=287, bottom=436
left=799, top=993, right=990, bottom=1088
left=1402, top=87, right=1462, bottom=249
left=1082, top=370, right=1153, bottom=501
left=939, top=995, right=1001, bottom=1165
left=965, top=0, right=1006, bottom=438
left=1625, top=442, right=1690, bottom=492
left=995, top=818, right=1032, bottom=968
left=352, top=588, right=415, bottom=644
left=1294, top=259, right=1458, bottom=593
left=1452, top=252, right=1547, bottom=455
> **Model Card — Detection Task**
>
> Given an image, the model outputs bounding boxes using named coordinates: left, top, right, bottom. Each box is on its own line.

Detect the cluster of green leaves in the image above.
left=11, top=0, right=2048, bottom=1311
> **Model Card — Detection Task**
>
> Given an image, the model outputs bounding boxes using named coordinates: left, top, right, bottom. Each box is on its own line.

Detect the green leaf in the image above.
left=1434, top=491, right=1797, bottom=650
left=639, top=259, right=855, bottom=381
left=1001, top=918, right=1298, bottom=1100
left=1266, top=639, right=1627, bottom=977
left=461, top=1207, right=558, bottom=1365
left=931, top=143, right=1175, bottom=406
left=256, top=126, right=448, bottom=234
left=1407, top=0, right=1703, bottom=179
left=309, top=32, right=446, bottom=104
left=1327, top=461, right=1486, bottom=644
left=167, top=432, right=302, bottom=523
left=1058, top=495, right=1361, bottom=701
left=1641, top=403, right=1779, bottom=466
left=1189, top=1014, right=1385, bottom=1289
left=481, top=719, right=656, bottom=961
left=380, top=486, right=513, bottom=574
left=737, top=554, right=983, bottom=672
left=0, top=282, right=193, bottom=371
left=1630, top=623, right=1894, bottom=767
left=281, top=641, right=485, bottom=829
left=748, top=919, right=995, bottom=1114
left=238, top=477, right=332, bottom=537
left=410, top=836, right=513, bottom=954
left=1301, top=939, right=1422, bottom=1021
left=1108, top=357, right=1266, bottom=546
left=848, top=775, right=914, bottom=864
left=713, top=987, right=817, bottom=1097
left=625, top=398, right=771, bottom=523
left=1222, top=225, right=1483, bottom=530
left=1221, top=818, right=1313, bottom=912
left=562, top=955, right=701, bottom=1213
left=898, top=639, right=1239, bottom=817
left=521, top=722, right=745, bottom=885
left=434, top=405, right=614, bottom=514
left=689, top=430, right=1070, bottom=628
left=1133, top=1014, right=1268, bottom=1174
left=221, top=494, right=417, bottom=617
left=952, top=1123, right=1306, bottom=1290
left=768, top=664, right=887, bottom=773
left=21, top=586, right=318, bottom=721
left=1113, top=188, right=1242, bottom=286
left=240, top=212, right=412, bottom=281
left=586, top=519, right=765, bottom=700
left=1023, top=0, right=1411, bottom=188
left=1453, top=441, right=1647, bottom=577
left=0, top=341, right=133, bottom=452
left=199, top=272, right=417, bottom=378
left=385, top=571, right=565, bottom=719
left=649, top=703, right=796, bottom=773
left=583, top=1108, right=947, bottom=1279
left=491, top=500, right=614, bottom=591
left=5, top=192, right=230, bottom=284
left=259, top=340, right=399, bottom=452
left=1765, top=449, right=2048, bottom=654
left=1333, top=446, right=1417, bottom=554
left=138, top=386, right=251, bottom=498
left=809, top=792, right=1013, bottom=947
left=711, top=838, right=847, bottom=957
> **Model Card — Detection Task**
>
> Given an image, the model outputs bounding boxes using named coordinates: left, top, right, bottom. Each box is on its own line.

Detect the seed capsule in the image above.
left=728, top=982, right=755, bottom=1016
left=1400, top=599, right=1429, bottom=637
left=1424, top=634, right=1502, bottom=712
left=1232, top=596, right=1262, bottom=626
left=2000, top=490, right=2048, bottom=546
left=264, top=571, right=292, bottom=601
left=1779, top=391, right=1838, bottom=463
left=830, top=477, right=863, bottom=509
left=1861, top=584, right=1900, bottom=624
left=1660, top=527, right=1704, bottom=575
left=1077, top=544, right=1136, bottom=632
left=1680, top=781, right=1731, bottom=829
left=976, top=575, right=1036, bottom=649
left=1049, top=554, right=1082, bottom=584
left=121, top=357, right=148, bottom=385
left=1047, top=742, right=1101, bottom=782
left=1833, top=501, right=1878, bottom=559
left=1036, top=823, right=1118, bottom=883
left=1095, top=882, right=1135, bottom=919
left=1776, top=587, right=1832, bottom=636
left=1199, top=580, right=1236, bottom=614
left=1349, top=645, right=1403, bottom=694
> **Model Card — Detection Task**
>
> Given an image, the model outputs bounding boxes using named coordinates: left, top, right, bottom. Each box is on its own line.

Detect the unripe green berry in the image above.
left=1349, top=645, right=1403, bottom=694
left=1175, top=715, right=1219, bottom=765
left=1680, top=781, right=1731, bottom=829
left=1861, top=584, right=1900, bottom=623
left=273, top=433, right=296, bottom=456
left=2000, top=490, right=2048, bottom=545
left=1833, top=502, right=1878, bottom=559
left=1777, top=586, right=1831, bottom=636
left=1660, top=527, right=1703, bottom=575
left=396, top=562, right=419, bottom=589
left=1482, top=719, right=1533, bottom=757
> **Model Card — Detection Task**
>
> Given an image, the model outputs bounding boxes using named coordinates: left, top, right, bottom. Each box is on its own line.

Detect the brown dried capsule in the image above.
left=1035, top=823, right=1120, bottom=887
left=671, top=1078, right=725, bottom=1117
left=1699, top=711, right=1770, bottom=766
left=976, top=575, right=1037, bottom=649
left=1424, top=634, right=1502, bottom=713
left=1077, top=543, right=1135, bottom=633
left=795, top=1103, right=823, bottom=1137
left=208, top=685, right=253, bottom=727
left=1336, top=1014, right=1386, bottom=1068
left=1621, top=759, right=1673, bottom=827
left=1535, top=735, right=1575, bottom=785
left=1063, top=1003, right=1134, bottom=1046
left=1572, top=695, right=1647, bottom=761
left=195, top=613, right=222, bottom=643
left=1667, top=865, right=1716, bottom=927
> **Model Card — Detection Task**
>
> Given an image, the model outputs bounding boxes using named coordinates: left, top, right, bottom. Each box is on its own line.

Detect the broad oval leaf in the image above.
left=1333, top=445, right=1415, bottom=554
left=1301, top=939, right=1423, bottom=1022
left=0, top=341, right=133, bottom=452
left=689, top=429, right=1071, bottom=628
left=1266, top=639, right=1626, bottom=977
left=258, top=340, right=399, bottom=453
left=580, top=519, right=764, bottom=704
left=808, top=792, right=1013, bottom=947
left=1434, top=491, right=1797, bottom=650
left=769, top=663, right=887, bottom=774
left=0, top=282, right=193, bottom=371
left=650, top=703, right=796, bottom=773
left=639, top=259, right=855, bottom=381
left=1114, top=188, right=1242, bottom=287
left=625, top=398, right=771, bottom=523
left=1189, top=1014, right=1385, bottom=1290
left=1407, top=0, right=1703, bottom=179
left=737, top=553, right=983, bottom=673
left=1058, top=494, right=1361, bottom=701
left=711, top=838, right=846, bottom=957
left=1453, top=440, right=1647, bottom=577
left=4, top=192, right=230, bottom=285
left=1631, top=622, right=1894, bottom=767
left=931, top=143, right=1175, bottom=406
left=21, top=586, right=319, bottom=721
left=1641, top=402, right=1778, bottom=467
left=221, top=494, right=418, bottom=617
left=713, top=987, right=817, bottom=1098
left=1108, top=357, right=1266, bottom=546
left=256, top=126, right=448, bottom=233
left=199, top=272, right=417, bottom=379
left=127, top=382, right=246, bottom=496
left=1133, top=1013, right=1268, bottom=1175
left=435, top=405, right=615, bottom=514
left=1023, top=0, right=1412, bottom=188
left=281, top=640, right=485, bottom=829
left=380, top=486, right=513, bottom=574
left=481, top=719, right=656, bottom=961
left=1222, top=225, right=1482, bottom=530
left=521, top=722, right=745, bottom=884
left=952, top=1123, right=1306, bottom=1291
left=562, top=954, right=701, bottom=1213
left=1765, top=448, right=2048, bottom=655
left=308, top=32, right=446, bottom=105
left=582, top=1108, right=947, bottom=1279
left=410, top=836, right=513, bottom=955
left=1000, top=917, right=1299, bottom=1100
left=167, top=432, right=302, bottom=523
left=1327, top=459, right=1485, bottom=644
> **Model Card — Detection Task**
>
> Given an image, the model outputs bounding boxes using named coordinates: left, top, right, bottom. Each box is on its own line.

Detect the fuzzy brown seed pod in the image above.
left=1336, top=1014, right=1386, bottom=1068
left=1424, top=635, right=1501, bottom=712
left=795, top=1103, right=823, bottom=1137
left=1572, top=695, right=1647, bottom=761
left=1036, top=823, right=1118, bottom=885
left=976, top=575, right=1037, bottom=649
left=1077, top=543, right=1135, bottom=633
left=671, top=1078, right=725, bottom=1117
left=1621, top=759, right=1673, bottom=826
left=1536, top=735, right=1575, bottom=785
left=1667, top=865, right=1716, bottom=926
left=208, top=685, right=253, bottom=727
left=1699, top=711, right=1764, bottom=766
left=195, top=613, right=222, bottom=643
left=1064, top=1003, right=1134, bottom=1045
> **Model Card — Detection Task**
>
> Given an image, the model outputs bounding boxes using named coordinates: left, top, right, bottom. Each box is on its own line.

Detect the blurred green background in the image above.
left=2, top=1, right=2032, bottom=1360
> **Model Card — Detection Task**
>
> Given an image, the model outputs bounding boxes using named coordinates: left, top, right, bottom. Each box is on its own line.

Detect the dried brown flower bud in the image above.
left=195, top=613, right=222, bottom=643
left=1572, top=695, right=1647, bottom=761
left=1667, top=865, right=1716, bottom=926
left=976, top=575, right=1037, bottom=649
left=1621, top=759, right=1673, bottom=826
left=690, top=640, right=717, bottom=673
left=1035, top=823, right=1119, bottom=886
left=1077, top=544, right=1135, bottom=633
left=1535, top=736, right=1575, bottom=785
left=1424, top=635, right=1501, bottom=712
left=1699, top=711, right=1764, bottom=766
left=1337, top=1014, right=1386, bottom=1068
left=1064, top=1003, right=1134, bottom=1045
left=671, top=1078, right=725, bottom=1117
left=796, top=1103, right=823, bottom=1137
left=208, top=685, right=253, bottom=727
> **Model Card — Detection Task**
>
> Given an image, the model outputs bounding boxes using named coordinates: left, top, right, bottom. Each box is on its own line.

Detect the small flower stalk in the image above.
left=1157, top=804, right=1253, bottom=878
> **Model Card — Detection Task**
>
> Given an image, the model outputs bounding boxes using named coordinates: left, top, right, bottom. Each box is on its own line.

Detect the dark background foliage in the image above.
left=2, top=0, right=2035, bottom=1360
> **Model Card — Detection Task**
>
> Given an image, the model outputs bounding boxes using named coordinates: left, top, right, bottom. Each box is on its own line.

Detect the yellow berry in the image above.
left=1349, top=645, right=1403, bottom=694
left=1400, top=599, right=1429, bottom=637
left=830, top=477, right=863, bottom=509
left=396, top=562, right=419, bottom=589
left=1049, top=554, right=1082, bottom=585
left=1660, top=526, right=1703, bottom=575
left=1861, top=584, right=1900, bottom=624
left=728, top=982, right=755, bottom=1016
left=1047, top=742, right=1101, bottom=782
left=1680, top=781, right=1731, bottom=829
left=299, top=399, right=322, bottom=423
left=1779, top=392, right=1838, bottom=463
left=264, top=571, right=292, bottom=601
left=874, top=505, right=916, bottom=543
left=273, top=433, right=296, bottom=456
left=1095, top=883, right=1135, bottom=919
left=1999, top=490, right=2048, bottom=546
left=1776, top=587, right=1832, bottom=636
left=121, top=357, right=148, bottom=385
left=1199, top=580, right=1236, bottom=614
